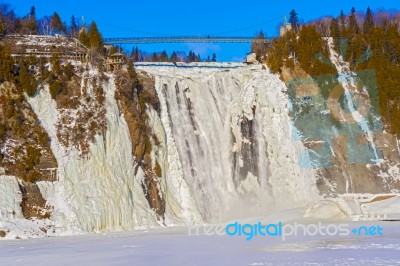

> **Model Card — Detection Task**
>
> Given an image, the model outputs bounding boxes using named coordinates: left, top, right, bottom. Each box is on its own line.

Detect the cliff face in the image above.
left=280, top=39, right=400, bottom=196
left=0, top=81, right=57, bottom=182
left=114, top=70, right=165, bottom=220
left=0, top=60, right=399, bottom=239
left=27, top=70, right=163, bottom=234
left=54, top=70, right=107, bottom=156
left=0, top=81, right=56, bottom=236
left=0, top=61, right=203, bottom=239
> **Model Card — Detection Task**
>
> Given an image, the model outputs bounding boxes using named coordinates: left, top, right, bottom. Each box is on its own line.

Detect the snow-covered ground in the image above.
left=0, top=221, right=399, bottom=265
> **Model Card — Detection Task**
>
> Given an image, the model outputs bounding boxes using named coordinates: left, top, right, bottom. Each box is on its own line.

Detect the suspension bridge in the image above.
left=103, top=36, right=272, bottom=45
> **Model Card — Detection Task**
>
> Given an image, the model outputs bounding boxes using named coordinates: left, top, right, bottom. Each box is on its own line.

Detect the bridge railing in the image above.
left=103, top=36, right=272, bottom=44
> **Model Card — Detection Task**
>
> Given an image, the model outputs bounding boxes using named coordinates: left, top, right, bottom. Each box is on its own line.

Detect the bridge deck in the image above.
left=104, top=36, right=271, bottom=44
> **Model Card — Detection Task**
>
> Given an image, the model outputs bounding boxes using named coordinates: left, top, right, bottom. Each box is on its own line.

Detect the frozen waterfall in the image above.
left=0, top=63, right=320, bottom=238
left=136, top=62, right=320, bottom=222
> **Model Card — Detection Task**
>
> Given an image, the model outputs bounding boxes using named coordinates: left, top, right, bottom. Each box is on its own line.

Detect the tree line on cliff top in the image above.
left=263, top=7, right=400, bottom=136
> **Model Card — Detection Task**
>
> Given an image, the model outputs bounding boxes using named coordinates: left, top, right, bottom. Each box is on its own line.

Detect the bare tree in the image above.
left=374, top=10, right=390, bottom=28
left=38, top=16, right=51, bottom=35
left=393, top=13, right=400, bottom=31
left=310, top=16, right=333, bottom=38
left=320, top=17, right=332, bottom=38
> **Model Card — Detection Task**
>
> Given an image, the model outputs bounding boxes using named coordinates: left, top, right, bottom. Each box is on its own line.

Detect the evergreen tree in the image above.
left=63, top=62, right=74, bottom=80
left=50, top=12, right=66, bottom=34
left=188, top=50, right=196, bottom=62
left=151, top=52, right=158, bottom=62
left=27, top=5, right=38, bottom=34
left=330, top=18, right=340, bottom=40
left=50, top=53, right=62, bottom=76
left=206, top=55, right=211, bottom=62
left=160, top=50, right=168, bottom=62
left=28, top=54, right=37, bottom=66
left=49, top=53, right=63, bottom=99
left=0, top=45, right=15, bottom=82
left=339, top=10, right=346, bottom=27
left=211, top=53, right=216, bottom=62
left=62, top=21, right=68, bottom=34
left=132, top=46, right=140, bottom=62
left=88, top=21, right=103, bottom=53
left=289, top=9, right=299, bottom=32
left=252, top=30, right=268, bottom=60
left=19, top=63, right=29, bottom=90
left=330, top=18, right=340, bottom=44
left=0, top=19, right=4, bottom=35
left=338, top=10, right=348, bottom=37
left=19, top=62, right=37, bottom=96
left=49, top=80, right=62, bottom=99
left=78, top=29, right=89, bottom=47
left=127, top=59, right=136, bottom=81
left=70, top=16, right=78, bottom=36
left=296, top=25, right=335, bottom=76
left=348, top=7, right=359, bottom=35
left=135, top=47, right=140, bottom=60
left=170, top=51, right=178, bottom=62
left=29, top=6, right=36, bottom=19
left=363, top=7, right=374, bottom=34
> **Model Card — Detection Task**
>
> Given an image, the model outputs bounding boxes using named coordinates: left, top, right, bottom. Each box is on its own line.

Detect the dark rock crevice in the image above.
left=18, top=181, right=51, bottom=219
left=232, top=106, right=260, bottom=188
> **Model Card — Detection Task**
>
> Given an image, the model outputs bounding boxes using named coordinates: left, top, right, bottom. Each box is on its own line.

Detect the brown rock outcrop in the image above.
left=114, top=69, right=165, bottom=220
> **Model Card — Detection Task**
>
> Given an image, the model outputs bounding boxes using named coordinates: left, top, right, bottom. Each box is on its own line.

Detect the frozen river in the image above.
left=1, top=221, right=399, bottom=265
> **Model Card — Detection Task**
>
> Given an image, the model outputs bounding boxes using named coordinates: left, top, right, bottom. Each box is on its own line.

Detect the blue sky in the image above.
left=6, top=0, right=400, bottom=61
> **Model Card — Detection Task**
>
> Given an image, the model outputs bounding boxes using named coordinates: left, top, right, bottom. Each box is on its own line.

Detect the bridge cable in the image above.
left=210, top=16, right=282, bottom=36
left=96, top=20, right=165, bottom=36
left=98, top=16, right=282, bottom=37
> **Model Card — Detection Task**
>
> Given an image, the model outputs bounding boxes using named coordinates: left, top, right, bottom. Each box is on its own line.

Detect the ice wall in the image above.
left=28, top=77, right=160, bottom=233
left=136, top=63, right=320, bottom=222
left=8, top=63, right=320, bottom=236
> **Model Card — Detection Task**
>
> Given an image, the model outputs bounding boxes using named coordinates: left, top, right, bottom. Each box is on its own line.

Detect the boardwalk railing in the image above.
left=39, top=168, right=58, bottom=181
